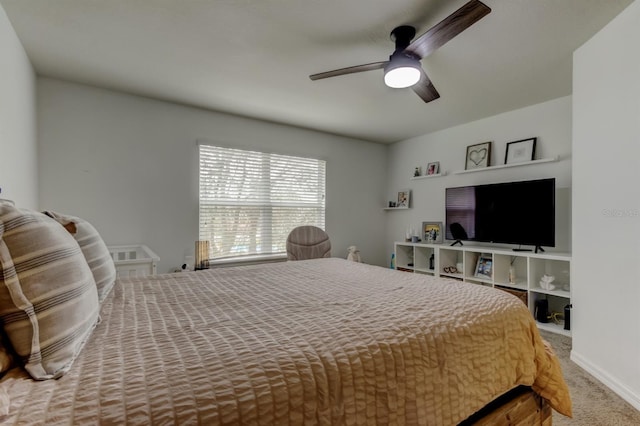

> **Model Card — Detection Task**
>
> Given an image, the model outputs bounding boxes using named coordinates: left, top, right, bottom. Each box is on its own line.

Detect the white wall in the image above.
left=0, top=4, right=37, bottom=208
left=37, top=78, right=388, bottom=272
left=572, top=0, right=640, bottom=409
left=384, top=96, right=572, bottom=262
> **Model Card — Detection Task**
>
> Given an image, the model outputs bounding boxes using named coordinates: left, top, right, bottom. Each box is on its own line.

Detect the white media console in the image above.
left=394, top=242, right=572, bottom=336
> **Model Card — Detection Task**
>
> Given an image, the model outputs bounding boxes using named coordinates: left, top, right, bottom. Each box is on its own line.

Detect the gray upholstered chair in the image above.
left=286, top=226, right=331, bottom=260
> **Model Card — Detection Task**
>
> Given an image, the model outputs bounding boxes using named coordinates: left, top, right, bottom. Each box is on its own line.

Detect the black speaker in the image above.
left=564, top=304, right=572, bottom=330
left=535, top=299, right=549, bottom=323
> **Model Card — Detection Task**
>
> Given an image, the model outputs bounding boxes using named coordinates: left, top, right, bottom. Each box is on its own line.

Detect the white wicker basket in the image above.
left=108, top=245, right=159, bottom=278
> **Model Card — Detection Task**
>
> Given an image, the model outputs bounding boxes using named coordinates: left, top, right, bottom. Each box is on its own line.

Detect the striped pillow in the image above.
left=0, top=205, right=99, bottom=380
left=44, top=211, right=117, bottom=302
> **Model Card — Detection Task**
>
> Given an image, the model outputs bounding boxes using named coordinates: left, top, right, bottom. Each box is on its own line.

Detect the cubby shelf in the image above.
left=393, top=242, right=572, bottom=336
left=453, top=157, right=558, bottom=175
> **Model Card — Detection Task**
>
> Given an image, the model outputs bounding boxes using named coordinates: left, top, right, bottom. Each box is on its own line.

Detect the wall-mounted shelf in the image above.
left=410, top=172, right=447, bottom=180
left=453, top=157, right=559, bottom=175
left=383, top=206, right=410, bottom=211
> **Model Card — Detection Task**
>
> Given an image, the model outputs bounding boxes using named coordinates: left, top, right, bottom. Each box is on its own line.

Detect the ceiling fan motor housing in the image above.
left=390, top=25, right=416, bottom=53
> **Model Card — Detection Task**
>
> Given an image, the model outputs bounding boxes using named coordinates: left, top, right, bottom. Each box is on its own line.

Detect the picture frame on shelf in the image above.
left=397, top=189, right=410, bottom=208
left=413, top=166, right=422, bottom=177
left=465, top=141, right=492, bottom=170
left=426, top=161, right=440, bottom=175
left=474, top=253, right=493, bottom=279
left=422, top=221, right=443, bottom=243
left=505, top=137, right=537, bottom=164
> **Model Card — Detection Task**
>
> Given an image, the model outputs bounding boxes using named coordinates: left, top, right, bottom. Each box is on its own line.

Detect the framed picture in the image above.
left=422, top=221, right=443, bottom=243
left=426, top=161, right=440, bottom=175
left=475, top=253, right=493, bottom=279
left=465, top=141, right=492, bottom=170
left=397, top=189, right=410, bottom=208
left=505, top=137, right=537, bottom=164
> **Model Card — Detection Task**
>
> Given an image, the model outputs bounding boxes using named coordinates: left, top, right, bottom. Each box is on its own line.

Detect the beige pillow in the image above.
left=0, top=205, right=99, bottom=380
left=43, top=211, right=117, bottom=302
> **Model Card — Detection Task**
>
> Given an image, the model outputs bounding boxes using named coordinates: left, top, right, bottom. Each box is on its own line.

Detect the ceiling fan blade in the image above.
left=405, top=0, right=491, bottom=59
left=412, top=69, right=440, bottom=103
left=309, top=61, right=388, bottom=81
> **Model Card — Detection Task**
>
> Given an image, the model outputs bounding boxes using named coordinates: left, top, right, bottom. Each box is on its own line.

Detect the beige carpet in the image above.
left=539, top=330, right=640, bottom=425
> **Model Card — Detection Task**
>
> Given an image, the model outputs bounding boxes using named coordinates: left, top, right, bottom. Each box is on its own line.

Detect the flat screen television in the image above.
left=445, top=178, right=555, bottom=250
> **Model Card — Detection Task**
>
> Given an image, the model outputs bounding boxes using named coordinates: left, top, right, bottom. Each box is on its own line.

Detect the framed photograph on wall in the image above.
left=474, top=253, right=493, bottom=279
left=505, top=137, right=537, bottom=164
left=397, top=189, right=410, bottom=208
left=426, top=161, right=440, bottom=175
left=465, top=141, right=492, bottom=170
left=422, top=221, right=443, bottom=243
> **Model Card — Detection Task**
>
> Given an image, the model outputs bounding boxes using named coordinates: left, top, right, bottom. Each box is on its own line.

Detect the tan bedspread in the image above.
left=0, top=258, right=571, bottom=424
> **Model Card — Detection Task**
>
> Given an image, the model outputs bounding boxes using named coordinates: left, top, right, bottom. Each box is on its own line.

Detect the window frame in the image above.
left=197, top=142, right=327, bottom=261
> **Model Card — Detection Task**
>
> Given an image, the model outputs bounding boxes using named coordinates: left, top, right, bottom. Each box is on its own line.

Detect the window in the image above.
left=199, top=144, right=326, bottom=260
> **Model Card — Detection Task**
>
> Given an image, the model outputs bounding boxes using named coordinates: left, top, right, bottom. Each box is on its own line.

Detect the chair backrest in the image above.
left=286, top=226, right=331, bottom=260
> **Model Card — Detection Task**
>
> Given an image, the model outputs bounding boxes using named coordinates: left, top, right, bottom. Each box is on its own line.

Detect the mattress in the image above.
left=0, top=258, right=571, bottom=424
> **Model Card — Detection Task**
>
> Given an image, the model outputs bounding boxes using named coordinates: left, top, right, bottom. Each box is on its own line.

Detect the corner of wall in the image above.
left=0, top=3, right=38, bottom=208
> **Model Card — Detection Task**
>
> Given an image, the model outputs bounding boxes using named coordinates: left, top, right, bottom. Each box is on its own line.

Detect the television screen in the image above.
left=445, top=178, right=555, bottom=248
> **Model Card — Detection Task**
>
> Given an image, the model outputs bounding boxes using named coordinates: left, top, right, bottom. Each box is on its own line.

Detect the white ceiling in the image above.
left=1, top=0, right=633, bottom=143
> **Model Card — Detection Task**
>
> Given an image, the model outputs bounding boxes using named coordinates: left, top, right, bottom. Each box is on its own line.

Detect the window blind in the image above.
left=199, top=144, right=326, bottom=260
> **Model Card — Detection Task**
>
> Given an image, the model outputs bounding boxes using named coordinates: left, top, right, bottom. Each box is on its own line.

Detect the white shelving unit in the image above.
left=383, top=206, right=410, bottom=211
left=393, top=242, right=572, bottom=336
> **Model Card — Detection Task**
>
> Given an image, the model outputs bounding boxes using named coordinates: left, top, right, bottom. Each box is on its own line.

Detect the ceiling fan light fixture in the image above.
left=384, top=55, right=421, bottom=88
left=384, top=66, right=421, bottom=88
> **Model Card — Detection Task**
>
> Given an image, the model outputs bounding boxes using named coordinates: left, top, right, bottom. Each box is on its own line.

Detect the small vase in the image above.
left=509, top=265, right=516, bottom=284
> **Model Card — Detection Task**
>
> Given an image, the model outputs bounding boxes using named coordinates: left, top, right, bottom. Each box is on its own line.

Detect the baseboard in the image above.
left=570, top=349, right=640, bottom=411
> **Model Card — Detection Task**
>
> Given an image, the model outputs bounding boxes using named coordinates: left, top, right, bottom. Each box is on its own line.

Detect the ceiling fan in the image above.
left=309, top=0, right=491, bottom=103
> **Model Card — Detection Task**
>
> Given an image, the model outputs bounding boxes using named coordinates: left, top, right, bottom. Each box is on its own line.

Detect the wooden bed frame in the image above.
left=460, top=386, right=552, bottom=425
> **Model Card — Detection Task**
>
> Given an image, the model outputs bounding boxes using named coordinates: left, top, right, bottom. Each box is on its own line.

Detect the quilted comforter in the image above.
left=0, top=258, right=571, bottom=424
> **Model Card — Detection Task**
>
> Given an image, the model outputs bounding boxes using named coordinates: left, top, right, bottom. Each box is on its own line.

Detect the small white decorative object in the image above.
left=347, top=246, right=362, bottom=263
left=539, top=274, right=556, bottom=290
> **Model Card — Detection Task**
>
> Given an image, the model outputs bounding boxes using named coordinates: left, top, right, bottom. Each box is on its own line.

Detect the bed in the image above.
left=0, top=256, right=571, bottom=425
